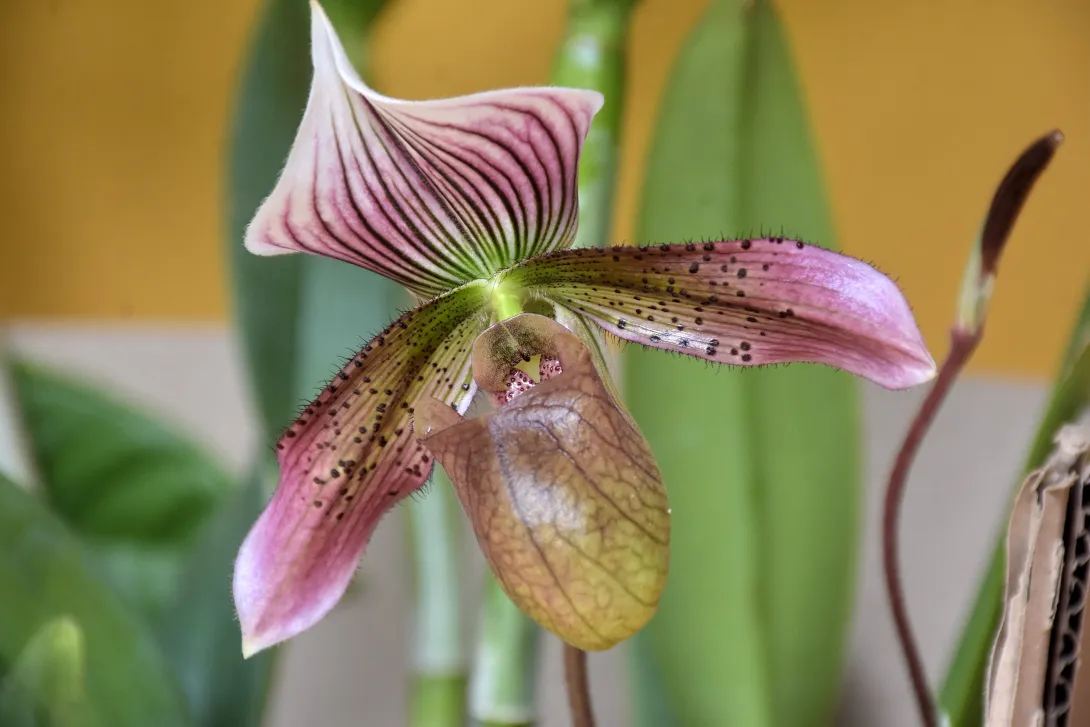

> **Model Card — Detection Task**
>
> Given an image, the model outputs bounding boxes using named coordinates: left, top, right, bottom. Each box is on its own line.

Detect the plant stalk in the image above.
left=563, top=644, right=595, bottom=727
left=551, top=0, right=638, bottom=252
left=884, top=328, right=980, bottom=727
left=407, top=467, right=467, bottom=727
left=885, top=129, right=1062, bottom=727
left=470, top=574, right=540, bottom=727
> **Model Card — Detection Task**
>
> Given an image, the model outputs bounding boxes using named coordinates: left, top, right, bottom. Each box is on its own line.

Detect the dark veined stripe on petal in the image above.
left=244, top=1, right=603, bottom=299
left=233, top=281, right=489, bottom=655
left=504, top=240, right=936, bottom=390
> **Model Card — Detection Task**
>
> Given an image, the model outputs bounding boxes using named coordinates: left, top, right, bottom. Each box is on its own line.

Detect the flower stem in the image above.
left=883, top=328, right=980, bottom=727
left=882, top=130, right=1061, bottom=727
left=470, top=574, right=540, bottom=727
left=406, top=467, right=467, bottom=727
left=563, top=644, right=596, bottom=727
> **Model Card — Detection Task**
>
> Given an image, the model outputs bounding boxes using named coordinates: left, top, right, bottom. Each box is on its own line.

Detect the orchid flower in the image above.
left=233, top=0, right=936, bottom=656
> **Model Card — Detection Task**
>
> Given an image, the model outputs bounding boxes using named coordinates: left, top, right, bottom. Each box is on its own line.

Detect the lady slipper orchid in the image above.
left=233, top=0, right=936, bottom=656
left=417, top=313, right=669, bottom=651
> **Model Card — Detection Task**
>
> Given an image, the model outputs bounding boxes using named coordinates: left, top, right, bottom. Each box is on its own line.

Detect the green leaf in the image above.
left=940, top=285, right=1090, bottom=727
left=9, top=360, right=231, bottom=546
left=0, top=617, right=94, bottom=727
left=225, top=0, right=401, bottom=442
left=0, top=474, right=190, bottom=727
left=156, top=462, right=276, bottom=727
left=624, top=2, right=859, bottom=726
left=224, top=0, right=310, bottom=441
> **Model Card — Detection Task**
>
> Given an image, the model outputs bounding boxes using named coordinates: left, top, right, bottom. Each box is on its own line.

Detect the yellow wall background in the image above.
left=2, top=0, right=1088, bottom=377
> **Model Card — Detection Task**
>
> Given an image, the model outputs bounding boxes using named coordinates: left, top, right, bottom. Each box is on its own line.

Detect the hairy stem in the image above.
left=884, top=329, right=980, bottom=727
left=885, top=129, right=1062, bottom=727
left=563, top=643, right=596, bottom=727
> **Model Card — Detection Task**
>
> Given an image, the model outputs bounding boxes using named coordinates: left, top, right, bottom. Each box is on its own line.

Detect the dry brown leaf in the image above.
left=985, top=413, right=1090, bottom=727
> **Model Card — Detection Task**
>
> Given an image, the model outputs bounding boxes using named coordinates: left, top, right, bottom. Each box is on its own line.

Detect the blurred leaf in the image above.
left=0, top=473, right=190, bottom=727
left=0, top=617, right=95, bottom=727
left=9, top=360, right=231, bottom=545
left=87, top=543, right=185, bottom=624
left=224, top=0, right=310, bottom=442
left=156, top=461, right=276, bottom=727
left=942, top=286, right=1090, bottom=727
left=624, top=1, right=859, bottom=726
left=226, top=0, right=400, bottom=447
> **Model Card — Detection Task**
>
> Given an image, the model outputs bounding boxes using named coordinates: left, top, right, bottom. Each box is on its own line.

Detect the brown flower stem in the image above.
left=884, top=128, right=1062, bottom=727
left=563, top=643, right=595, bottom=727
left=883, top=327, right=981, bottom=727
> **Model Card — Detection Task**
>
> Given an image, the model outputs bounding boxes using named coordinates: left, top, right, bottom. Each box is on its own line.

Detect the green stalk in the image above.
left=407, top=466, right=468, bottom=727
left=470, top=574, right=541, bottom=727
left=551, top=0, right=639, bottom=252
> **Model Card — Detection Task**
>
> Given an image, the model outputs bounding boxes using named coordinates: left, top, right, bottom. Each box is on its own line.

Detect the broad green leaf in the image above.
left=0, top=617, right=94, bottom=727
left=8, top=359, right=232, bottom=623
left=941, top=286, right=1090, bottom=727
left=156, top=462, right=276, bottom=727
left=625, top=2, right=859, bottom=726
left=0, top=474, right=190, bottom=727
left=9, top=360, right=231, bottom=545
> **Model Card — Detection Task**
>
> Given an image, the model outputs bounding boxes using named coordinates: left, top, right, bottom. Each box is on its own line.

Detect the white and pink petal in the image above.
left=233, top=281, right=489, bottom=655
left=244, top=2, right=603, bottom=298
left=504, top=239, right=936, bottom=390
